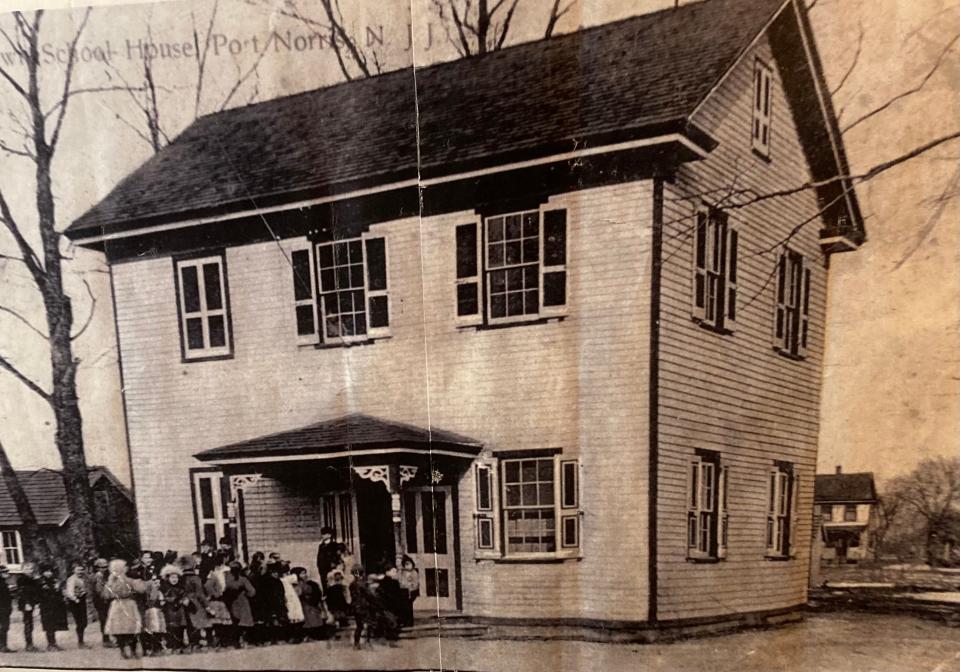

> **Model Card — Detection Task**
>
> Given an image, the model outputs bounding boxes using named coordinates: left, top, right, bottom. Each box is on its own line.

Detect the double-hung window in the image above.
left=291, top=234, right=390, bottom=344
left=692, top=208, right=738, bottom=332
left=192, top=471, right=228, bottom=547
left=476, top=453, right=580, bottom=559
left=175, top=254, right=232, bottom=360
left=773, top=250, right=811, bottom=358
left=687, top=452, right=728, bottom=561
left=766, top=462, right=799, bottom=558
left=752, top=59, right=773, bottom=157
left=821, top=504, right=833, bottom=522
left=843, top=504, right=858, bottom=522
left=2, top=530, right=22, bottom=569
left=455, top=208, right=567, bottom=326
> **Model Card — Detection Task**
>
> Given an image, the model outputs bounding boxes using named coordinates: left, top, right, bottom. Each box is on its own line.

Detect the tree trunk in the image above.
left=0, top=441, right=50, bottom=562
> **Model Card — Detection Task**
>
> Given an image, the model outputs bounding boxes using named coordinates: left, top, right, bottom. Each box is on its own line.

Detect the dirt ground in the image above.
left=0, top=612, right=958, bottom=671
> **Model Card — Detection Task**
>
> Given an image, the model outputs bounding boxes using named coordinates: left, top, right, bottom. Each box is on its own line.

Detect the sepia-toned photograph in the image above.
left=0, top=0, right=957, bottom=670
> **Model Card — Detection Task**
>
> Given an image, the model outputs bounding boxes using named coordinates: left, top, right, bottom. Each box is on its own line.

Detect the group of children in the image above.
left=0, top=534, right=422, bottom=658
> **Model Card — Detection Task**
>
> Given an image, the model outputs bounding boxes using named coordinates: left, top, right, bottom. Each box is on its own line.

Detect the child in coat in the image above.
left=63, top=564, right=90, bottom=649
left=38, top=563, right=69, bottom=651
left=103, top=559, right=148, bottom=659
left=179, top=555, right=212, bottom=651
left=142, top=578, right=167, bottom=656
left=159, top=565, right=188, bottom=653
left=397, top=555, right=420, bottom=628
left=280, top=564, right=304, bottom=642
left=223, top=562, right=256, bottom=648
left=324, top=564, right=351, bottom=628
left=203, top=556, right=234, bottom=649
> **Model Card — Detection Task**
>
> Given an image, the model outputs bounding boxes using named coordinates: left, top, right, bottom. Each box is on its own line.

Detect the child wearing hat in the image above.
left=159, top=564, right=188, bottom=653
left=38, top=563, right=68, bottom=651
left=103, top=558, right=148, bottom=659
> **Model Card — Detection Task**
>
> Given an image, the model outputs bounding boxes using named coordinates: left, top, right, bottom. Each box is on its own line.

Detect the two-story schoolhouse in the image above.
left=66, top=0, right=864, bottom=633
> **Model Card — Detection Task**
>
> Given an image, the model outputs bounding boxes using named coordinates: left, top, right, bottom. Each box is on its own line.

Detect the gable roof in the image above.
left=814, top=472, right=877, bottom=503
left=194, top=413, right=482, bottom=463
left=0, top=467, right=131, bottom=527
left=66, top=0, right=789, bottom=240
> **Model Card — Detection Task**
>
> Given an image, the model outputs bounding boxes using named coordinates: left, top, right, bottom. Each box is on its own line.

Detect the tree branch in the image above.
left=0, top=353, right=51, bottom=403
left=830, top=20, right=863, bottom=96
left=48, top=7, right=92, bottom=151
left=70, top=277, right=96, bottom=342
left=0, top=188, right=46, bottom=291
left=494, top=0, right=520, bottom=51
left=0, top=305, right=47, bottom=340
left=545, top=0, right=574, bottom=39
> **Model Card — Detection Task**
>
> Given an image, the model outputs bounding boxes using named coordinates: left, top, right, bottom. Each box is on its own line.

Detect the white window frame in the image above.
left=176, top=255, right=231, bottom=360
left=773, top=250, right=811, bottom=358
left=765, top=465, right=797, bottom=558
left=290, top=241, right=320, bottom=345
left=193, top=471, right=227, bottom=548
left=314, top=234, right=390, bottom=344
left=499, top=454, right=581, bottom=561
left=687, top=456, right=727, bottom=561
left=454, top=219, right=484, bottom=328
left=2, top=529, right=23, bottom=571
left=692, top=208, right=738, bottom=332
left=473, top=462, right=501, bottom=558
left=752, top=59, right=773, bottom=157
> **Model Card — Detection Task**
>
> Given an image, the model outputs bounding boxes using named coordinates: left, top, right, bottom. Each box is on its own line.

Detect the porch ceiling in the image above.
left=193, top=413, right=483, bottom=465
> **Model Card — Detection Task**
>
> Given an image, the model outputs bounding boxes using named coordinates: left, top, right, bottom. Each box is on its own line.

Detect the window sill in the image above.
left=181, top=352, right=234, bottom=364
left=752, top=147, right=772, bottom=164
left=307, top=335, right=392, bottom=350
left=490, top=554, right=581, bottom=564
left=772, top=347, right=806, bottom=362
left=763, top=554, right=793, bottom=562
left=691, top=316, right=734, bottom=336
left=686, top=556, right=725, bottom=564
left=456, top=315, right=566, bottom=332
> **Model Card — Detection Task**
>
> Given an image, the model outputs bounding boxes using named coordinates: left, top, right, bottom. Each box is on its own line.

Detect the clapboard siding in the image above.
left=111, top=180, right=653, bottom=622
left=655, top=33, right=825, bottom=620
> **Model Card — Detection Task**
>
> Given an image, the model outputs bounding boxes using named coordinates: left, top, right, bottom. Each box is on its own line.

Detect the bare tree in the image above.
left=431, top=0, right=521, bottom=56
left=0, top=9, right=98, bottom=561
left=888, top=458, right=960, bottom=565
left=0, top=441, right=52, bottom=562
left=871, top=488, right=903, bottom=561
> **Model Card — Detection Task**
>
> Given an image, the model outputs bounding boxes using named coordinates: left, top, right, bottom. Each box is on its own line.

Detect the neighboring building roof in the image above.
left=66, top=0, right=789, bottom=239
left=0, top=467, right=131, bottom=527
left=814, top=472, right=878, bottom=503
left=194, top=413, right=483, bottom=463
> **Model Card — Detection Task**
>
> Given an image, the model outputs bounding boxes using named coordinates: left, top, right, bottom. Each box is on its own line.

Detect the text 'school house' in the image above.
left=67, top=0, right=864, bottom=628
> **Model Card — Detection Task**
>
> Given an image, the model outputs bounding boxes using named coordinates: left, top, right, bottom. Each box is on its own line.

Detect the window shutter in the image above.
left=799, top=267, right=811, bottom=358
left=541, top=209, right=567, bottom=314
left=765, top=467, right=777, bottom=554
left=789, top=473, right=801, bottom=558
left=718, top=466, right=729, bottom=559
left=474, top=462, right=499, bottom=555
left=364, top=236, right=390, bottom=336
left=455, top=222, right=482, bottom=325
left=559, top=458, right=581, bottom=552
left=773, top=253, right=788, bottom=351
left=687, top=460, right=700, bottom=553
left=725, top=227, right=739, bottom=332
left=692, top=212, right=708, bottom=321
left=752, top=61, right=773, bottom=156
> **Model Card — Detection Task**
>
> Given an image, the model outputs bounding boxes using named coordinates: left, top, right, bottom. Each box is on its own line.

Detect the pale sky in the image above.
left=0, top=0, right=957, bottom=488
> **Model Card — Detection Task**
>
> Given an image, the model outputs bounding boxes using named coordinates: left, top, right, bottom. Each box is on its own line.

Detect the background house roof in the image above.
left=814, top=472, right=878, bottom=503
left=0, top=467, right=131, bottom=527
left=67, top=0, right=786, bottom=239
left=194, top=413, right=483, bottom=462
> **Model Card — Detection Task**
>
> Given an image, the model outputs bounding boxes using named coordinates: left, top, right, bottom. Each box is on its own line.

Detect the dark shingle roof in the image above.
left=0, top=467, right=130, bottom=527
left=194, top=413, right=482, bottom=462
left=815, top=473, right=877, bottom=503
left=67, top=0, right=786, bottom=238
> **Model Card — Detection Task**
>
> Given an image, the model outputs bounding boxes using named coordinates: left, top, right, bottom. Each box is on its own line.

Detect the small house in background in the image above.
left=815, top=466, right=877, bottom=565
left=0, top=466, right=138, bottom=570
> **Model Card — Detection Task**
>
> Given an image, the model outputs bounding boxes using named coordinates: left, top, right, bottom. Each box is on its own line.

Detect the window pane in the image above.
left=292, top=250, right=313, bottom=301
left=365, top=238, right=387, bottom=291
left=537, top=459, right=554, bottom=482
left=477, top=467, right=492, bottom=511
left=425, top=568, right=437, bottom=597
left=457, top=283, right=479, bottom=317
left=368, top=295, right=388, bottom=329
left=208, top=315, right=226, bottom=348
left=522, top=212, right=538, bottom=237
left=198, top=477, right=214, bottom=518
left=505, top=214, right=521, bottom=239
left=487, top=217, right=503, bottom=243
left=506, top=484, right=521, bottom=507
left=543, top=210, right=566, bottom=266
left=456, top=223, right=478, bottom=279
left=422, top=491, right=435, bottom=553
left=488, top=242, right=504, bottom=268
left=490, top=295, right=506, bottom=319
left=203, top=263, right=223, bottom=310
left=296, top=305, right=316, bottom=336
left=186, top=318, right=205, bottom=350
left=478, top=517, right=493, bottom=549
left=522, top=238, right=539, bottom=263
left=504, top=461, right=520, bottom=483
left=507, top=293, right=524, bottom=316
left=432, top=493, right=447, bottom=554
left=490, top=270, right=507, bottom=294
left=180, top=265, right=201, bottom=313
left=505, top=241, right=522, bottom=265
left=404, top=491, right=418, bottom=553
left=562, top=462, right=577, bottom=508
left=543, top=271, right=566, bottom=307
left=350, top=263, right=365, bottom=288
left=562, top=516, right=578, bottom=548
left=521, top=460, right=537, bottom=482
left=522, top=483, right=538, bottom=506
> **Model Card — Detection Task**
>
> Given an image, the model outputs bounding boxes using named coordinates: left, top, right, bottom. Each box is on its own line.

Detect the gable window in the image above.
left=821, top=504, right=833, bottom=522
left=497, top=453, right=581, bottom=559
left=752, top=59, right=773, bottom=157
left=773, top=250, right=811, bottom=358
left=175, top=254, right=232, bottom=360
left=765, top=462, right=799, bottom=558
left=687, top=451, right=728, bottom=561
left=692, top=208, right=738, bottom=332
left=2, top=530, right=22, bottom=569
left=293, top=235, right=390, bottom=344
left=457, top=208, right=567, bottom=326
left=843, top=504, right=858, bottom=522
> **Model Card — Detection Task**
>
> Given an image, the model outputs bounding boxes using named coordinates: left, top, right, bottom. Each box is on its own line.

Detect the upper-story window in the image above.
left=843, top=504, right=858, bottom=522
left=175, top=254, right=232, bottom=360
left=455, top=208, right=567, bottom=327
left=687, top=450, right=729, bottom=561
left=692, top=208, right=738, bottom=332
left=821, top=504, right=833, bottom=522
left=773, top=249, right=811, bottom=358
left=765, top=462, right=799, bottom=559
left=291, top=235, right=390, bottom=345
left=752, top=59, right=773, bottom=158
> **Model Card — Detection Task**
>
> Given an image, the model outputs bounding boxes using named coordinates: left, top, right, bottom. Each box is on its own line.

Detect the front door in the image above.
left=402, top=486, right=457, bottom=612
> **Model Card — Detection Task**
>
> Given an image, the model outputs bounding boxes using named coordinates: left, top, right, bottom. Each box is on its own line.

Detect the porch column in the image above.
left=388, top=465, right=403, bottom=567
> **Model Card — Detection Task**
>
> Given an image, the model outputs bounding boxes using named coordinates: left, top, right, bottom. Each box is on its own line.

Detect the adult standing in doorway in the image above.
left=315, top=527, right=346, bottom=592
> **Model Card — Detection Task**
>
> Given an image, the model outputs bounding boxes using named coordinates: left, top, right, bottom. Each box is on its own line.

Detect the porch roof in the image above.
left=193, top=413, right=483, bottom=465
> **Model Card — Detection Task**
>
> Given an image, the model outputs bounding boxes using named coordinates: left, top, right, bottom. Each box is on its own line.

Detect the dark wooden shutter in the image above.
left=773, top=253, right=788, bottom=351
left=725, top=227, right=739, bottom=331
left=542, top=209, right=567, bottom=310
left=455, top=222, right=481, bottom=322
left=799, top=267, right=811, bottom=357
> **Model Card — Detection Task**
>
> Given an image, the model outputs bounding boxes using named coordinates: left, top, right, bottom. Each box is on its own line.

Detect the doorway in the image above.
left=402, top=485, right=458, bottom=612
left=355, top=479, right=395, bottom=571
